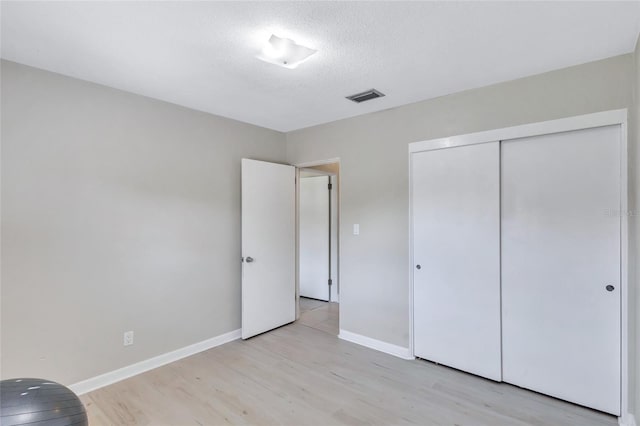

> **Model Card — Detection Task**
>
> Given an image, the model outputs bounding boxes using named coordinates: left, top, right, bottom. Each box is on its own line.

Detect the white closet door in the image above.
left=299, top=176, right=330, bottom=301
left=501, top=126, right=621, bottom=415
left=412, top=142, right=501, bottom=381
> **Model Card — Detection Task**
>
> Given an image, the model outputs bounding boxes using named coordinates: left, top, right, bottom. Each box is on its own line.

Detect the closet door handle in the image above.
left=605, top=285, right=615, bottom=292
left=416, top=264, right=421, bottom=270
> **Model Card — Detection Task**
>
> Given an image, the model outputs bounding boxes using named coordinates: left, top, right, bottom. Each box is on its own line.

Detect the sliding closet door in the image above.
left=412, top=142, right=501, bottom=381
left=501, top=126, right=621, bottom=415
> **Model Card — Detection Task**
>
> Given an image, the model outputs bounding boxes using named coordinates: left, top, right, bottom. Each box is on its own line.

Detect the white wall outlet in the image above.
left=123, top=331, right=134, bottom=346
left=353, top=224, right=360, bottom=235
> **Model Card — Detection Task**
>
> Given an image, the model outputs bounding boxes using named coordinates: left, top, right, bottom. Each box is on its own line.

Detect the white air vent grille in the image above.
left=346, top=89, right=385, bottom=103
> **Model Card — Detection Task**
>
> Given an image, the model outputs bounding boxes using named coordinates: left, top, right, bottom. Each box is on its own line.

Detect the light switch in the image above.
left=353, top=224, right=360, bottom=235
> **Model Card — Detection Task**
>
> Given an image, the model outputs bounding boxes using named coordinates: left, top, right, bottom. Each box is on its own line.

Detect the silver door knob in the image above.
left=245, top=256, right=254, bottom=263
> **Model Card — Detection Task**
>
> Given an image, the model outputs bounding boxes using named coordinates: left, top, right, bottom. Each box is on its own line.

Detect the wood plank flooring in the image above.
left=297, top=298, right=339, bottom=335
left=299, top=297, right=327, bottom=313
left=81, top=305, right=616, bottom=426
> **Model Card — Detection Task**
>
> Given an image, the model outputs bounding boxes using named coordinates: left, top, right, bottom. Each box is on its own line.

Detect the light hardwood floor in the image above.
left=298, top=298, right=339, bottom=335
left=299, top=297, right=328, bottom=313
left=81, top=305, right=616, bottom=426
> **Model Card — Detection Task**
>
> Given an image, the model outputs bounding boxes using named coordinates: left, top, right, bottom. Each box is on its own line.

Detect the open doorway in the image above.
left=296, top=161, right=339, bottom=335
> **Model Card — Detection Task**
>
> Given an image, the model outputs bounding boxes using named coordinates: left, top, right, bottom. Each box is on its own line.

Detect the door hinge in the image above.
left=328, top=183, right=333, bottom=190
left=328, top=279, right=333, bottom=286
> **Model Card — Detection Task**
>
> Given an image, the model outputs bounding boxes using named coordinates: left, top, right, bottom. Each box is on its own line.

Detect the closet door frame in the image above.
left=408, top=109, right=629, bottom=420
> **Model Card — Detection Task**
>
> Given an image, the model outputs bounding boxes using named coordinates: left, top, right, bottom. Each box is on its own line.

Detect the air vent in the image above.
left=346, top=89, right=385, bottom=103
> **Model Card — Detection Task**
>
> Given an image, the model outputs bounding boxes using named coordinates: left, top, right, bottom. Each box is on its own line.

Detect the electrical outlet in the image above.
left=123, top=331, right=134, bottom=346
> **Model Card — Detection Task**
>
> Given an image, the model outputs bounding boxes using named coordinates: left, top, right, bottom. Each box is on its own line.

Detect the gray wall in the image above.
left=0, top=60, right=287, bottom=384
left=286, top=53, right=635, bottom=409
left=2, top=50, right=638, bottom=415
left=634, top=34, right=640, bottom=421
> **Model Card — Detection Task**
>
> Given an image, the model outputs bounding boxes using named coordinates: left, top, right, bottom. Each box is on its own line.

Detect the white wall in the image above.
left=0, top=60, right=287, bottom=385
left=286, top=54, right=635, bottom=406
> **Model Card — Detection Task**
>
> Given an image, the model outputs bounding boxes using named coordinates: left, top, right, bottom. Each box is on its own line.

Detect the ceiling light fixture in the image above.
left=257, top=34, right=317, bottom=69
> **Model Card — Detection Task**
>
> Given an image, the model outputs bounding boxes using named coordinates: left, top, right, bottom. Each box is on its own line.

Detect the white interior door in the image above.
left=412, top=142, right=502, bottom=381
left=501, top=126, right=621, bottom=415
left=299, top=176, right=330, bottom=301
left=241, top=159, right=295, bottom=339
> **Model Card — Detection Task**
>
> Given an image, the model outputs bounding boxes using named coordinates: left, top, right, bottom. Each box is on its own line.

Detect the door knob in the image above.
left=606, top=285, right=615, bottom=292
left=416, top=264, right=421, bottom=270
left=245, top=256, right=254, bottom=263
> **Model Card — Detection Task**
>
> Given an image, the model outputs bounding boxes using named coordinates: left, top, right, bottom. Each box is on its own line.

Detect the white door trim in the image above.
left=409, top=109, right=627, bottom=153
left=295, top=158, right=341, bottom=168
left=408, top=109, right=629, bottom=419
left=293, top=158, right=341, bottom=323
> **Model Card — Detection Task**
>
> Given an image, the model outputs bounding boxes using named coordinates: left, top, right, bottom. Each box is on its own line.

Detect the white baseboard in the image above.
left=338, top=329, right=413, bottom=360
left=69, top=328, right=241, bottom=395
left=620, top=413, right=637, bottom=426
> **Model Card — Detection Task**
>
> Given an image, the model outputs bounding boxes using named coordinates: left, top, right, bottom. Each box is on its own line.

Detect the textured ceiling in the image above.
left=2, top=1, right=639, bottom=132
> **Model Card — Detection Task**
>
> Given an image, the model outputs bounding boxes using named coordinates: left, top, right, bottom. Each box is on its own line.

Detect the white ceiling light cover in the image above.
left=257, top=34, right=317, bottom=69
